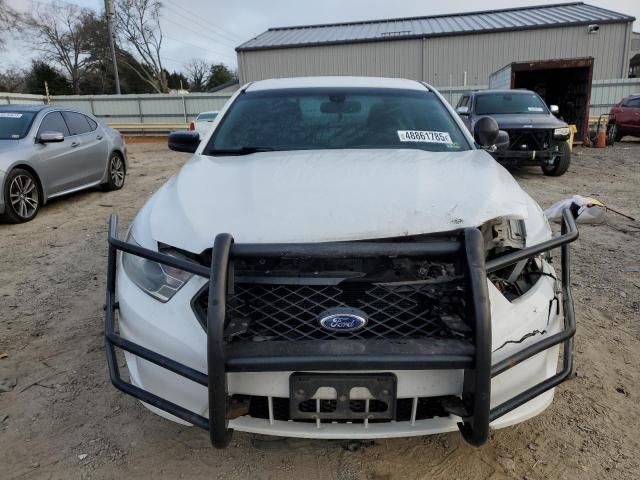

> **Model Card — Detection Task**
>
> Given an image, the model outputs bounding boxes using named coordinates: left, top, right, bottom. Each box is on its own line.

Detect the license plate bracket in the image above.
left=289, top=372, right=397, bottom=421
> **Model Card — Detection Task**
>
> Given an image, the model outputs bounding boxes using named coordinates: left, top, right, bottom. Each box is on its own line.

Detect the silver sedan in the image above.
left=0, top=105, right=127, bottom=223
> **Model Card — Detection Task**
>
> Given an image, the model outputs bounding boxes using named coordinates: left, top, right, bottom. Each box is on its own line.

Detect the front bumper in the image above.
left=104, top=210, right=578, bottom=448
left=492, top=148, right=559, bottom=166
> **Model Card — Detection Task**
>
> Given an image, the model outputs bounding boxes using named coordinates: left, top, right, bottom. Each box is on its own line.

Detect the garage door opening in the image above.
left=490, top=58, right=594, bottom=140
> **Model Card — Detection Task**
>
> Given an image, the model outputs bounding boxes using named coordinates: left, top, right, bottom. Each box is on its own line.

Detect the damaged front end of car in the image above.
left=104, top=209, right=577, bottom=448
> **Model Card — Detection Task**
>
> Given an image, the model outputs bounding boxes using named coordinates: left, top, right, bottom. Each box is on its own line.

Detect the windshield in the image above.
left=0, top=112, right=37, bottom=140
left=206, top=88, right=470, bottom=154
left=197, top=112, right=218, bottom=120
left=475, top=93, right=549, bottom=115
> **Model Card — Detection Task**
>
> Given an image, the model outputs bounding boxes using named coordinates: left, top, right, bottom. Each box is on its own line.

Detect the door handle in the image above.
left=97, top=135, right=103, bottom=140
left=70, top=141, right=79, bottom=148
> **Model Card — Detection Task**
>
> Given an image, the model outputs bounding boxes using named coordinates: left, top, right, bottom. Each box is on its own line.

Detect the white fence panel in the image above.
left=2, top=79, right=639, bottom=124
left=590, top=78, right=640, bottom=116
left=0, top=93, right=46, bottom=105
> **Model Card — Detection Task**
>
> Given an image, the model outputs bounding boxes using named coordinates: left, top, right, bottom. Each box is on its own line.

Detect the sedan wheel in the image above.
left=2, top=169, right=40, bottom=223
left=103, top=153, right=126, bottom=191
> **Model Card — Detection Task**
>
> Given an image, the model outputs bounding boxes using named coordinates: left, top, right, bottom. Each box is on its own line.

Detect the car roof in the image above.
left=246, top=76, right=428, bottom=92
left=197, top=111, right=219, bottom=115
left=473, top=89, right=536, bottom=96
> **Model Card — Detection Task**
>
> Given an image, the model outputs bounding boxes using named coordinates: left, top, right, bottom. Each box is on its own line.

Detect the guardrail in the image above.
left=108, top=123, right=189, bottom=136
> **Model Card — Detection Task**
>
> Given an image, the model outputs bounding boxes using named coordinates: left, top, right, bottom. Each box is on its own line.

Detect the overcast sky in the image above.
left=4, top=0, right=640, bottom=72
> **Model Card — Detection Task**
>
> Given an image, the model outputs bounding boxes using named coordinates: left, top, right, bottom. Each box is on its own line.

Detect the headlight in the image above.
left=122, top=233, right=193, bottom=302
left=554, top=127, right=570, bottom=137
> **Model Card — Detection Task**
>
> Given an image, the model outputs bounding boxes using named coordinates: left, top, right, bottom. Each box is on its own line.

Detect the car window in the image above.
left=457, top=96, right=469, bottom=108
left=38, top=111, right=70, bottom=137
left=0, top=111, right=37, bottom=140
left=62, top=111, right=92, bottom=136
left=85, top=115, right=98, bottom=131
left=197, top=112, right=218, bottom=120
left=207, top=88, right=470, bottom=154
left=625, top=98, right=640, bottom=108
left=475, top=93, right=549, bottom=115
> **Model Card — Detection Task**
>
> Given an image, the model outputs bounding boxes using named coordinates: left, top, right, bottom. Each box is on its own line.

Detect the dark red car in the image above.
left=608, top=94, right=640, bottom=142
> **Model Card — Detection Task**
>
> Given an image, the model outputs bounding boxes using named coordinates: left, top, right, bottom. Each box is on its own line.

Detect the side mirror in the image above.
left=38, top=131, right=64, bottom=143
left=495, top=130, right=510, bottom=150
left=456, top=106, right=470, bottom=115
left=473, top=116, right=499, bottom=147
left=550, top=105, right=560, bottom=115
left=168, top=131, right=200, bottom=153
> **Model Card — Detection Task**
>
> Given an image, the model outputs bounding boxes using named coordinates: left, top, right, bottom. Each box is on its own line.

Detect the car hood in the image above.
left=482, top=113, right=567, bottom=130
left=149, top=149, right=532, bottom=253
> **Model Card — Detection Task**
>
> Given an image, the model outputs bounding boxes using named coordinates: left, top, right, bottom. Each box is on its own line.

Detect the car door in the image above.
left=617, top=98, right=637, bottom=130
left=61, top=111, right=108, bottom=184
left=33, top=111, right=81, bottom=195
left=626, top=98, right=640, bottom=133
left=79, top=114, right=110, bottom=182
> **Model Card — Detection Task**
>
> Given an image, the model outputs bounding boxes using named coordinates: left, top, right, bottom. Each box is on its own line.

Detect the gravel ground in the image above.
left=1, top=141, right=639, bottom=480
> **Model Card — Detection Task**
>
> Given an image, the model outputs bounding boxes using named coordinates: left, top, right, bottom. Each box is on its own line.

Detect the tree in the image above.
left=22, top=1, right=96, bottom=94
left=24, top=61, right=72, bottom=95
left=166, top=70, right=189, bottom=91
left=0, top=68, right=26, bottom=92
left=185, top=58, right=208, bottom=92
left=0, top=0, right=19, bottom=51
left=115, top=0, right=168, bottom=93
left=206, top=63, right=235, bottom=91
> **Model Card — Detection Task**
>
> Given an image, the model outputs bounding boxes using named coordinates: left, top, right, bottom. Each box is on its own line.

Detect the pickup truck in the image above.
left=456, top=89, right=571, bottom=176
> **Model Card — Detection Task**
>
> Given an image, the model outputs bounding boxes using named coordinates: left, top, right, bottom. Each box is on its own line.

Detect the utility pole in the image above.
left=105, top=0, right=121, bottom=94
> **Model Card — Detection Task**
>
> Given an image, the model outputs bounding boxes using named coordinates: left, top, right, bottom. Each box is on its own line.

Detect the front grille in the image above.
left=193, top=281, right=470, bottom=342
left=505, top=129, right=552, bottom=150
left=247, top=395, right=453, bottom=422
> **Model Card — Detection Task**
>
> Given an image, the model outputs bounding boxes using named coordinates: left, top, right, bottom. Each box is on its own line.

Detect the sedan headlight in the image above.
left=122, top=233, right=193, bottom=302
left=553, top=127, right=570, bottom=138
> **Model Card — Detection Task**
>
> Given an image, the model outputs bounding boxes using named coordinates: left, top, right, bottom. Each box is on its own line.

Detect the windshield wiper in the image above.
left=207, top=146, right=275, bottom=155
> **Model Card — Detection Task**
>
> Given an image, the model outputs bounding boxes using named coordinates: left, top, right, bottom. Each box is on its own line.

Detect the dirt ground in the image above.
left=1, top=141, right=639, bottom=480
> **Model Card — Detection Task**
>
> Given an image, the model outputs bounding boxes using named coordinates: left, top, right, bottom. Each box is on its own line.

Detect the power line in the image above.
left=162, top=33, right=237, bottom=62
left=160, top=2, right=241, bottom=47
left=161, top=0, right=244, bottom=44
left=159, top=16, right=237, bottom=60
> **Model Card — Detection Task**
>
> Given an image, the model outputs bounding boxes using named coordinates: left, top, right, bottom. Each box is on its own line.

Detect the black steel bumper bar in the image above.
left=104, top=209, right=577, bottom=448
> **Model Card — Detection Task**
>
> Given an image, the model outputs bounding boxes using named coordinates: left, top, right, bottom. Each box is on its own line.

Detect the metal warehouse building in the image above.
left=236, top=2, right=635, bottom=86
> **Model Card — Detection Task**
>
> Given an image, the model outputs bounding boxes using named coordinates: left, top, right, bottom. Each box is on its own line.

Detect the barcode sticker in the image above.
left=397, top=130, right=452, bottom=144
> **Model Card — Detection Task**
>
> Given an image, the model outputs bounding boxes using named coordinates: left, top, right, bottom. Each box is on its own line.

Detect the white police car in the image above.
left=105, top=76, right=577, bottom=448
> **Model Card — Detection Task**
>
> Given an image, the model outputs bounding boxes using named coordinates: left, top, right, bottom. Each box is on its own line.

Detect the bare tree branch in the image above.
left=185, top=58, right=208, bottom=92
left=21, top=1, right=95, bottom=94
left=0, top=0, right=20, bottom=50
left=115, top=0, right=167, bottom=93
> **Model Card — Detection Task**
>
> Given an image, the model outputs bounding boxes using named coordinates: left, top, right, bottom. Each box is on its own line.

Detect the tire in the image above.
left=102, top=152, right=126, bottom=191
left=1, top=168, right=41, bottom=223
left=607, top=122, right=622, bottom=143
left=541, top=142, right=571, bottom=177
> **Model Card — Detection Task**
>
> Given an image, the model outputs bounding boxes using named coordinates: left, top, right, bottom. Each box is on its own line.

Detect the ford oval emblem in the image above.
left=318, top=307, right=368, bottom=332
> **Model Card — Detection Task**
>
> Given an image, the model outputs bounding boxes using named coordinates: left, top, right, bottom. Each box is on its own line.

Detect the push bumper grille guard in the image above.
left=104, top=209, right=578, bottom=448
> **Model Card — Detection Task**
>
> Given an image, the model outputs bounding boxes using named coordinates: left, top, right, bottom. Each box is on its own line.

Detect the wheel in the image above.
left=1, top=168, right=41, bottom=223
left=541, top=142, right=571, bottom=177
left=102, top=152, right=126, bottom=191
left=607, top=122, right=622, bottom=143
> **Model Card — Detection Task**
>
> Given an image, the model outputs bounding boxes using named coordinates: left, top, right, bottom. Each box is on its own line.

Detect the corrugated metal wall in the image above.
left=0, top=93, right=233, bottom=123
left=238, top=23, right=632, bottom=85
left=3, top=78, right=639, bottom=120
